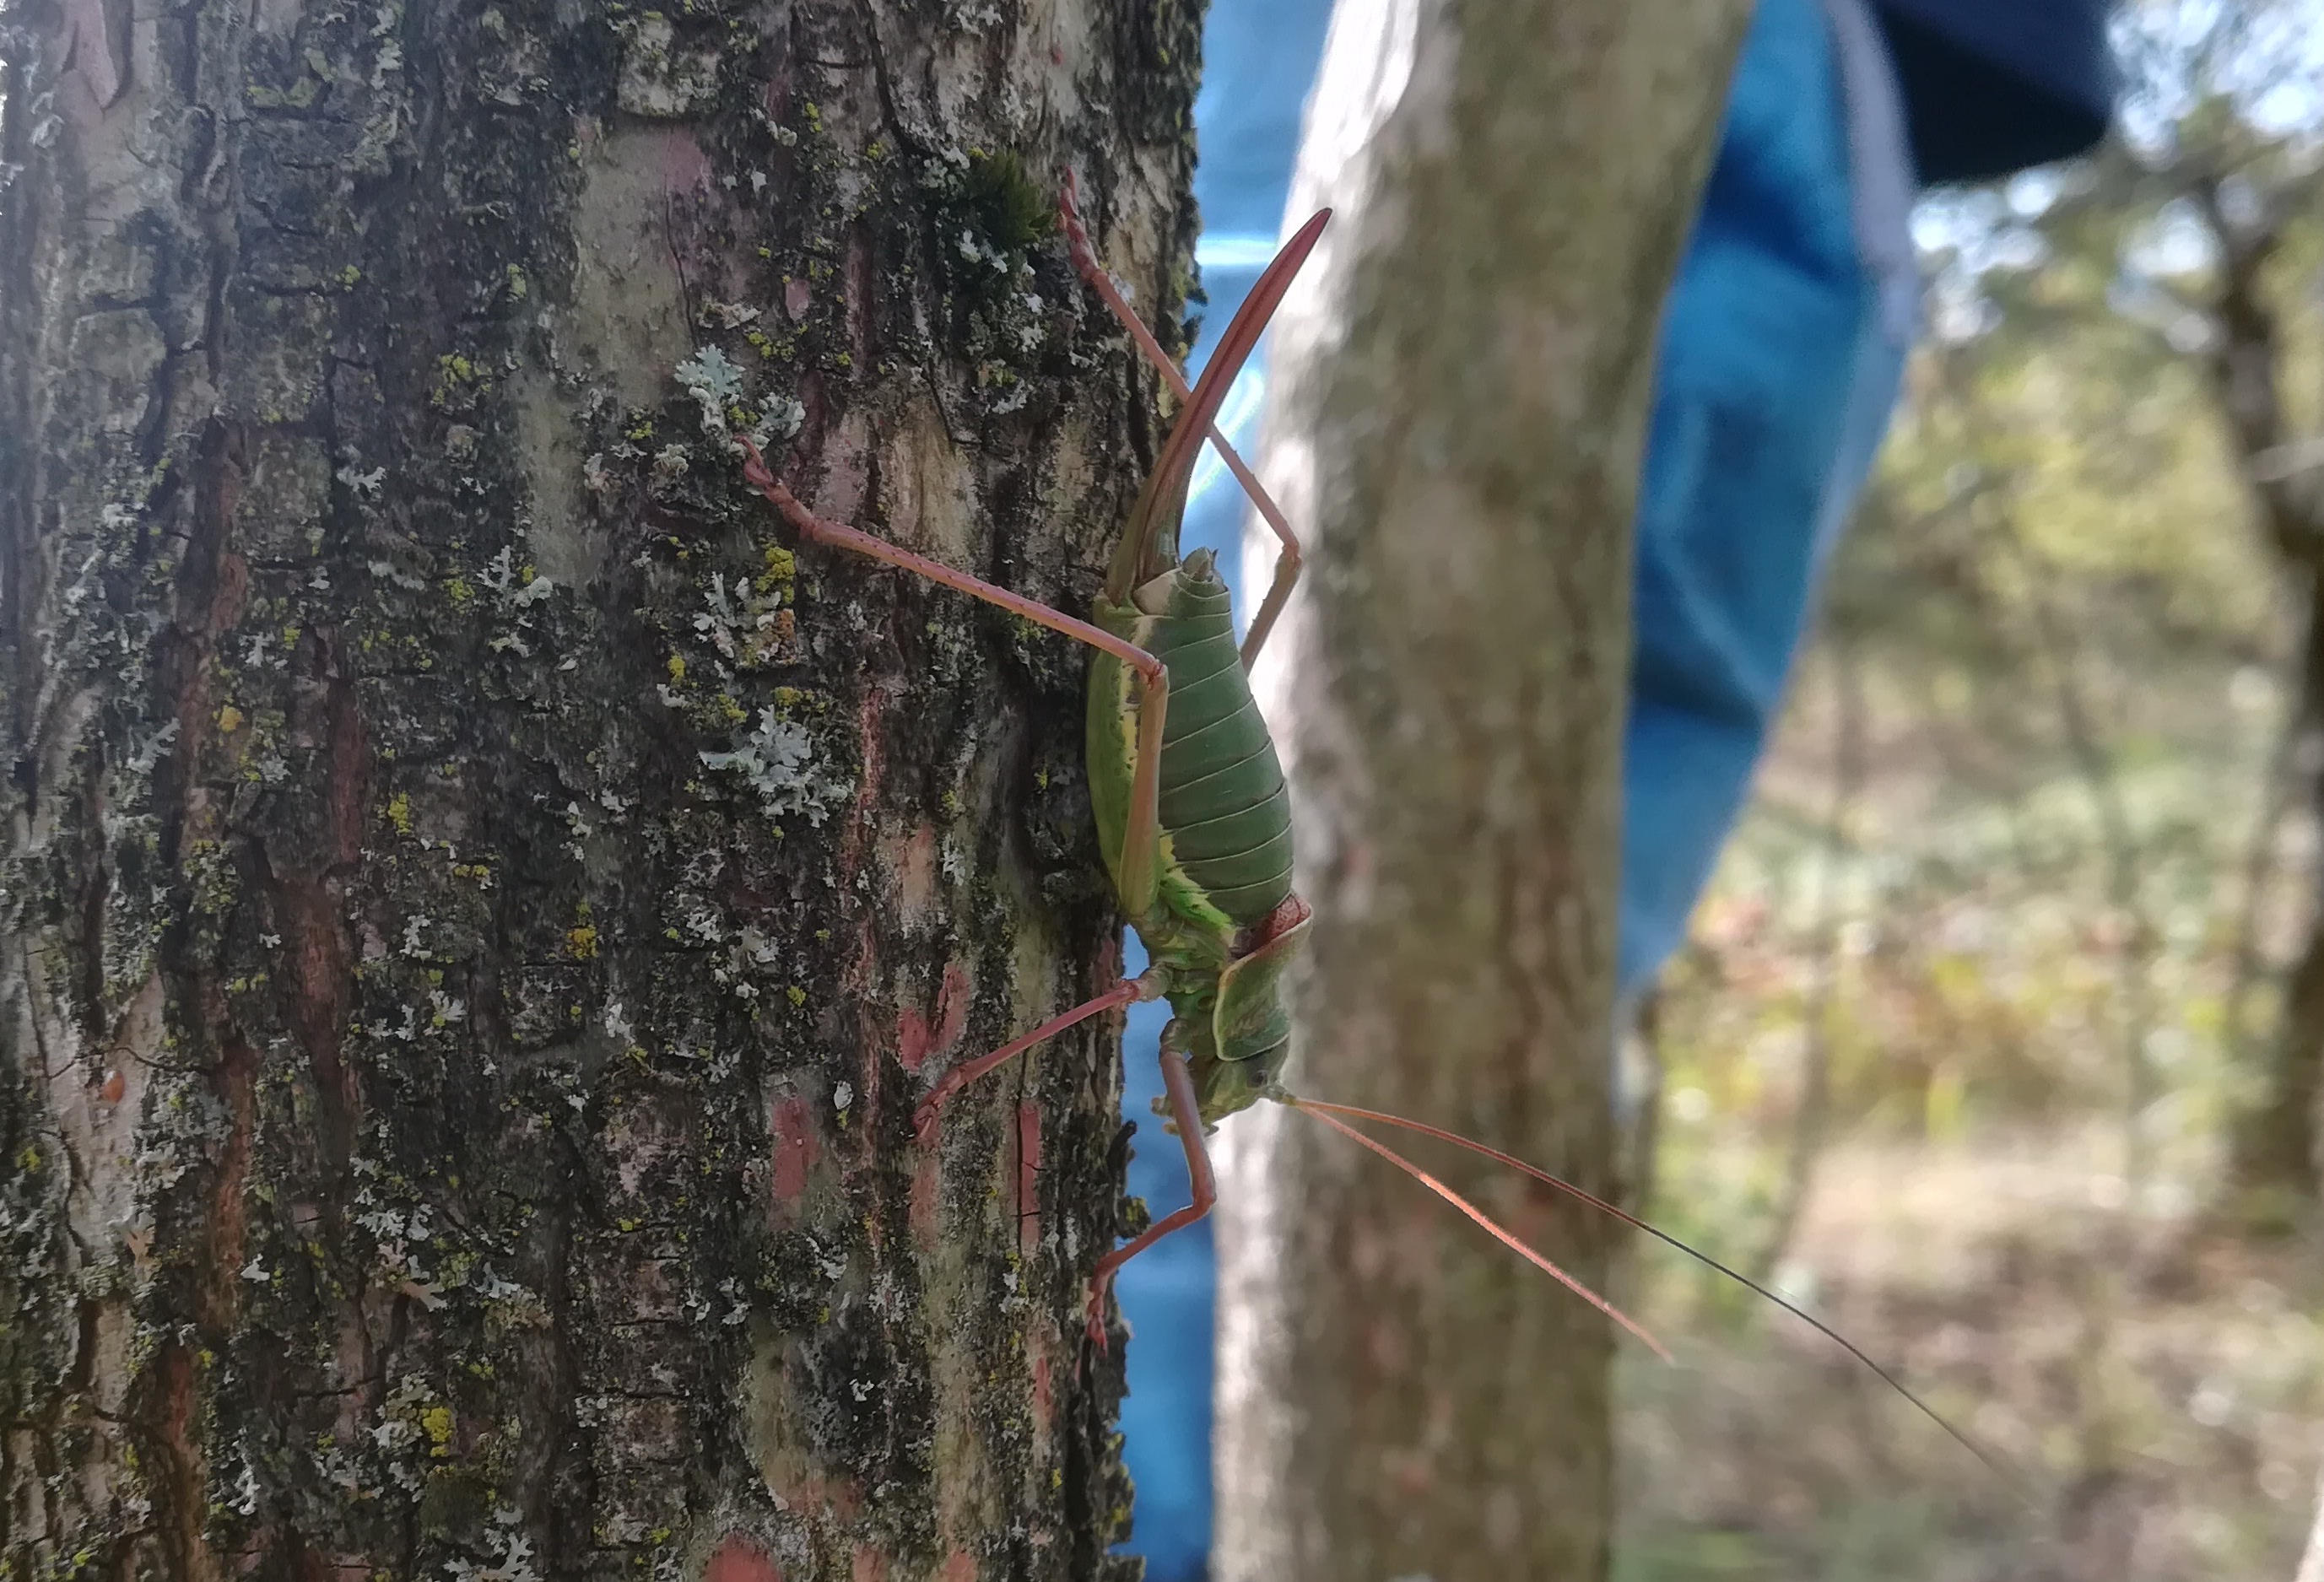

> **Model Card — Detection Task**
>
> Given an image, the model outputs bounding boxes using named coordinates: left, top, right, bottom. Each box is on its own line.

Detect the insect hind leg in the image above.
left=1057, top=170, right=1308, bottom=670
left=1085, top=1035, right=1216, bottom=1351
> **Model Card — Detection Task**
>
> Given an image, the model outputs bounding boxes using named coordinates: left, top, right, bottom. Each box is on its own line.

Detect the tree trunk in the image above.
left=0, top=3, right=1198, bottom=1578
left=2180, top=170, right=2324, bottom=1217
left=2231, top=580, right=2324, bottom=1218
left=1213, top=2, right=1748, bottom=1578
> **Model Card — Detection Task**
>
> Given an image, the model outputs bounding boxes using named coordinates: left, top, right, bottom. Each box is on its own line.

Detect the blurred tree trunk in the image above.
left=0, top=3, right=1197, bottom=1578
left=2233, top=595, right=2324, bottom=1213
left=1213, top=2, right=1748, bottom=1578
left=1754, top=638, right=1864, bottom=1285
left=2172, top=165, right=2324, bottom=1218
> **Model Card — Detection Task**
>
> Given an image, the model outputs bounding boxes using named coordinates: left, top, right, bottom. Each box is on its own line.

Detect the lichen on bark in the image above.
left=0, top=2, right=1199, bottom=1578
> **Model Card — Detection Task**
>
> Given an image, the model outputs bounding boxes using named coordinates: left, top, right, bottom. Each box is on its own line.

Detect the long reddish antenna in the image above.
left=1289, top=1102, right=1672, bottom=1361
left=1289, top=1097, right=2009, bottom=1479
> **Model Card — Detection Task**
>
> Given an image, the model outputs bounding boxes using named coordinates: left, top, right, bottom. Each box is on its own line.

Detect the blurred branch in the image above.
left=2221, top=650, right=2301, bottom=1067
left=2180, top=171, right=2324, bottom=569
left=1754, top=635, right=1865, bottom=1284
left=1999, top=506, right=2164, bottom=1190
left=1622, top=986, right=1665, bottom=1219
left=2228, top=581, right=2324, bottom=1209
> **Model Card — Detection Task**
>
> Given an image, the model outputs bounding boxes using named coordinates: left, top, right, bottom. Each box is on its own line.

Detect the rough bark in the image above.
left=0, top=2, right=1202, bottom=1578
left=1212, top=2, right=1748, bottom=1578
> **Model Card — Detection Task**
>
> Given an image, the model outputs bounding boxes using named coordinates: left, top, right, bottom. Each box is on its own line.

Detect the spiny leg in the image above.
left=1061, top=171, right=1316, bottom=669
left=1085, top=1039, right=1215, bottom=1349
left=913, top=969, right=1165, bottom=1144
left=738, top=438, right=1169, bottom=912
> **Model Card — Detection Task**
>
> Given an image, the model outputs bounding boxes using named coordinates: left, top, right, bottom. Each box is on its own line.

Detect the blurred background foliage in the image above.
left=1613, top=2, right=2324, bottom=1576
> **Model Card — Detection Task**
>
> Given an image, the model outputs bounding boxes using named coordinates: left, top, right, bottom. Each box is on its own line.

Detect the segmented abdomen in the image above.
left=1143, top=568, right=1294, bottom=926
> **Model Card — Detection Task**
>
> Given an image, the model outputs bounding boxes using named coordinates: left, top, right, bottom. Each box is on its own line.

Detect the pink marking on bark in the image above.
left=705, top=1536, right=781, bottom=1582
left=897, top=1009, right=932, bottom=1073
left=897, top=959, right=971, bottom=1072
left=785, top=277, right=813, bottom=321
left=652, top=128, right=714, bottom=191
left=849, top=1549, right=886, bottom=1582
left=817, top=429, right=872, bottom=525
left=941, top=1556, right=976, bottom=1582
left=910, top=1149, right=942, bottom=1250
left=1031, top=1347, right=1055, bottom=1433
left=771, top=1095, right=818, bottom=1204
left=933, top=961, right=971, bottom=1049
left=890, top=823, right=939, bottom=923
left=1015, top=1101, right=1042, bottom=1254
left=58, top=0, right=122, bottom=127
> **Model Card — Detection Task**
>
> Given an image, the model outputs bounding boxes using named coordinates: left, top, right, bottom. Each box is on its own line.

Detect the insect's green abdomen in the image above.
left=1143, top=565, right=1294, bottom=925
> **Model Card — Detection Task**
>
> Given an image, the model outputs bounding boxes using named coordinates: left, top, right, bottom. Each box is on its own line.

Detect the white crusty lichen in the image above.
left=676, top=344, right=803, bottom=449
left=675, top=346, right=744, bottom=432
left=475, top=545, right=557, bottom=656
left=700, top=708, right=850, bottom=825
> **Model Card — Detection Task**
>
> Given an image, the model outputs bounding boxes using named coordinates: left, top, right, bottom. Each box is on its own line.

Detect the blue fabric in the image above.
left=1618, top=0, right=1907, bottom=998
left=1876, top=0, right=2114, bottom=181
left=1110, top=0, right=2106, bottom=1572
left=1883, top=0, right=2112, bottom=95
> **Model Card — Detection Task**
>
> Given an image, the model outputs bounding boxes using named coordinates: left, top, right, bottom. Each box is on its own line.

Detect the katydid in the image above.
left=734, top=175, right=1995, bottom=1473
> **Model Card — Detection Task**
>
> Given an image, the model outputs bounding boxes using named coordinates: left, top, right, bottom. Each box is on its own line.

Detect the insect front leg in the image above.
left=1084, top=1023, right=1217, bottom=1350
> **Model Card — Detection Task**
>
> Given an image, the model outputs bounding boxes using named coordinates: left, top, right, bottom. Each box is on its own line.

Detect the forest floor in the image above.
left=1616, top=1129, right=2324, bottom=1582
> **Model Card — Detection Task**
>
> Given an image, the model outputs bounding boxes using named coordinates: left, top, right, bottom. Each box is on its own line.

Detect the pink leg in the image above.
left=913, top=970, right=1163, bottom=1144
left=1059, top=173, right=1305, bottom=670
left=738, top=440, right=1171, bottom=915
left=1084, top=1042, right=1215, bottom=1348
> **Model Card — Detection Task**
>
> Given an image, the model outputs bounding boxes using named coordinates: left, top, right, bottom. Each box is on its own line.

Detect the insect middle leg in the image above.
left=912, top=968, right=1166, bottom=1143
left=1058, top=172, right=1310, bottom=670
left=1084, top=1030, right=1216, bottom=1348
